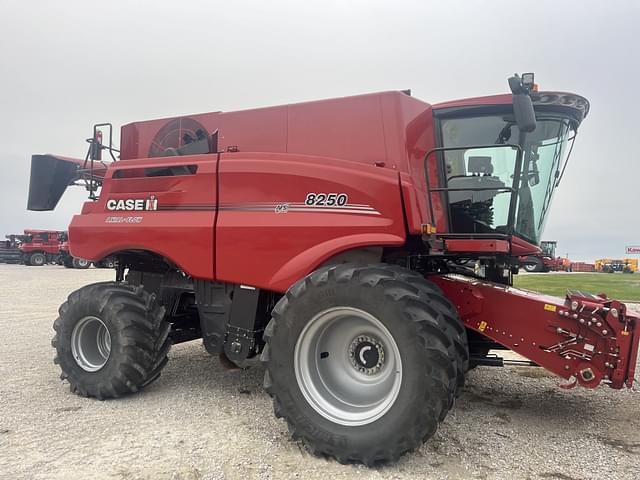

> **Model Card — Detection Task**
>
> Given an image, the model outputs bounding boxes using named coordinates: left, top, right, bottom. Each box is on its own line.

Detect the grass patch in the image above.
left=513, top=273, right=640, bottom=302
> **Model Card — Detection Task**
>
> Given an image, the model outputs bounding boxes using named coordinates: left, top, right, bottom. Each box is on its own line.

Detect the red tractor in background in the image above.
left=27, top=73, right=639, bottom=466
left=18, top=229, right=66, bottom=266
left=521, top=240, right=570, bottom=272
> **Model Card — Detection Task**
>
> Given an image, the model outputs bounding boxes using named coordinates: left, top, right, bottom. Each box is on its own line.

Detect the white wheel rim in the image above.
left=71, top=316, right=111, bottom=372
left=294, top=307, right=402, bottom=426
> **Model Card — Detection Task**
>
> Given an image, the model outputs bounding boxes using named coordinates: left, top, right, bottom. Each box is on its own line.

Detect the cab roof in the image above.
left=433, top=91, right=590, bottom=124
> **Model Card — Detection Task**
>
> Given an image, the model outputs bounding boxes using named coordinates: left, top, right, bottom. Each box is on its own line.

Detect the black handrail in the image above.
left=83, top=123, right=119, bottom=200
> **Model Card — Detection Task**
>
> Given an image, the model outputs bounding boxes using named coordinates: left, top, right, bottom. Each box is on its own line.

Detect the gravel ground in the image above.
left=1, top=264, right=639, bottom=480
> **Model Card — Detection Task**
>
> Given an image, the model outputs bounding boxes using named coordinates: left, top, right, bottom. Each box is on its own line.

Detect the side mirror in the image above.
left=509, top=73, right=537, bottom=133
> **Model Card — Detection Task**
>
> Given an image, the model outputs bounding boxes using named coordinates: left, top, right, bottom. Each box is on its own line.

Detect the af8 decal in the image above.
left=106, top=195, right=158, bottom=211
left=305, top=193, right=348, bottom=207
left=274, top=203, right=289, bottom=214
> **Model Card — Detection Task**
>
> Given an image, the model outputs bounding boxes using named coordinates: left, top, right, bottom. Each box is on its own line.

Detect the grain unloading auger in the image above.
left=27, top=72, right=639, bottom=465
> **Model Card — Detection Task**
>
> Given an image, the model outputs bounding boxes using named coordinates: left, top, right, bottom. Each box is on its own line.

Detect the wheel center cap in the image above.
left=349, top=335, right=385, bottom=375
left=355, top=342, right=378, bottom=368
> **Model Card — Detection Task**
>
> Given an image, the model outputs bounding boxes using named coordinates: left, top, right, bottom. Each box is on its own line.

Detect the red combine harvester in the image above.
left=521, top=240, right=569, bottom=272
left=17, top=229, right=91, bottom=268
left=18, top=229, right=66, bottom=266
left=27, top=73, right=639, bottom=465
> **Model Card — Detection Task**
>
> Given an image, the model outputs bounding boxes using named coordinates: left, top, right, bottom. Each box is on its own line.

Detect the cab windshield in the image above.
left=438, top=111, right=575, bottom=244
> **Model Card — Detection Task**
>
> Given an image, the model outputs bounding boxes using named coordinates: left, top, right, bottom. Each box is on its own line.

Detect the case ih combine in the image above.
left=27, top=73, right=639, bottom=465
left=16, top=229, right=91, bottom=268
left=18, top=229, right=66, bottom=266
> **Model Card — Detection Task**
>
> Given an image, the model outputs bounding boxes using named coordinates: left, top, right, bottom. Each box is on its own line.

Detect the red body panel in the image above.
left=215, top=153, right=406, bottom=291
left=70, top=91, right=443, bottom=287
left=70, top=151, right=406, bottom=290
left=510, top=236, right=541, bottom=256
left=69, top=155, right=217, bottom=279
left=444, top=239, right=510, bottom=254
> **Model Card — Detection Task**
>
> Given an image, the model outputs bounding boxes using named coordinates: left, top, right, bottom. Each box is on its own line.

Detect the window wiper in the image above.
left=537, top=124, right=566, bottom=229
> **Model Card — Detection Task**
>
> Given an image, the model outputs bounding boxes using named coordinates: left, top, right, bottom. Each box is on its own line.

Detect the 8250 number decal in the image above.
left=305, top=193, right=348, bottom=206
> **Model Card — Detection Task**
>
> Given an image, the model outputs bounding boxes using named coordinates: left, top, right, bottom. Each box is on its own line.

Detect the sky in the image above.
left=0, top=0, right=638, bottom=262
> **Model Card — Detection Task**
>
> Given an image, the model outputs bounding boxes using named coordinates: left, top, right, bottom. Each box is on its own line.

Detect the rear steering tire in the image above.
left=52, top=282, right=171, bottom=399
left=262, top=264, right=464, bottom=465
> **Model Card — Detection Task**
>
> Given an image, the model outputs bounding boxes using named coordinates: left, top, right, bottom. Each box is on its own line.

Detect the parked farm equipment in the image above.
left=18, top=229, right=92, bottom=268
left=521, top=240, right=570, bottom=272
left=27, top=73, right=639, bottom=465
left=0, top=235, right=25, bottom=264
left=596, top=258, right=637, bottom=274
left=18, top=229, right=67, bottom=266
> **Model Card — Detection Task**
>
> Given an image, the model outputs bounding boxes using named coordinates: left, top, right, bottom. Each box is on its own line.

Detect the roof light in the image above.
left=521, top=72, right=535, bottom=90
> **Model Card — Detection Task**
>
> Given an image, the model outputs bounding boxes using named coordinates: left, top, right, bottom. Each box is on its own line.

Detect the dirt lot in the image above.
left=1, top=265, right=639, bottom=480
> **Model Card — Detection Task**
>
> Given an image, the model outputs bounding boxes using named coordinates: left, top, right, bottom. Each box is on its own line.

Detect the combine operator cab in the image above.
left=424, top=73, right=586, bottom=282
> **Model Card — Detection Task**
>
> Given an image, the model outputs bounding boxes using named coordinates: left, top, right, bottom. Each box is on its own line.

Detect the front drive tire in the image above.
left=262, top=264, right=462, bottom=465
left=52, top=282, right=172, bottom=399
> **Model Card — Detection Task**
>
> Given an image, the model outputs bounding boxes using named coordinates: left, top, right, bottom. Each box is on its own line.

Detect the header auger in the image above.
left=28, top=72, right=637, bottom=466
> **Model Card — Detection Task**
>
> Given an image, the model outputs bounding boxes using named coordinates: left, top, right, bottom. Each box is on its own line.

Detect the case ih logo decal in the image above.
left=106, top=196, right=158, bottom=211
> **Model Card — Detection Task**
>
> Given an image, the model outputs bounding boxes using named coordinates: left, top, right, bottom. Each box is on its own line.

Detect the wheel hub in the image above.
left=70, top=316, right=111, bottom=372
left=349, top=335, right=385, bottom=374
left=294, top=307, right=402, bottom=426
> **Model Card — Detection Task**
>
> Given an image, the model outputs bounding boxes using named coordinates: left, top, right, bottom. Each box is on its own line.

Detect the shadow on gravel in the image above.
left=146, top=341, right=267, bottom=398
left=457, top=373, right=600, bottom=427
left=146, top=340, right=603, bottom=430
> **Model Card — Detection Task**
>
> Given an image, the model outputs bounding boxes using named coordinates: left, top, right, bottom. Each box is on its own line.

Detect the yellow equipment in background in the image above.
left=595, top=258, right=638, bottom=274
